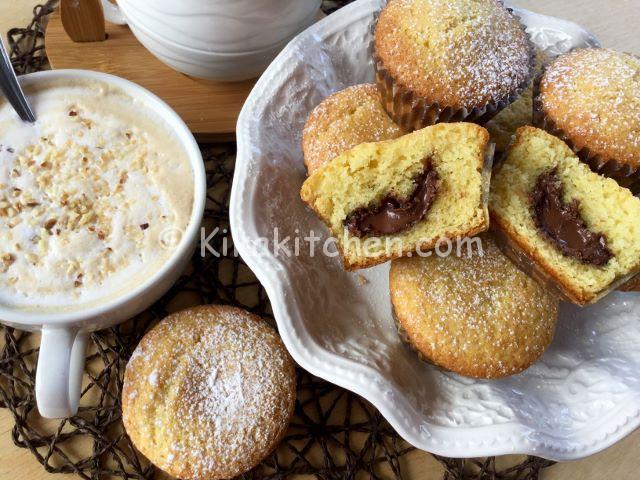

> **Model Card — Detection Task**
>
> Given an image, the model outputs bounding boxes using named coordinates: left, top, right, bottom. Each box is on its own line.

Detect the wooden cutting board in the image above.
left=44, top=9, right=256, bottom=141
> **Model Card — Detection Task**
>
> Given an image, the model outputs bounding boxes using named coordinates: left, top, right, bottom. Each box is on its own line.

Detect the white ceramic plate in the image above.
left=231, top=0, right=640, bottom=460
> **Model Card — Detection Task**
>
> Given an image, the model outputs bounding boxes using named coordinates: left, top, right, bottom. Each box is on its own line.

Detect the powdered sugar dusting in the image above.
left=375, top=0, right=532, bottom=109
left=486, top=48, right=550, bottom=151
left=390, top=234, right=558, bottom=378
left=122, top=306, right=296, bottom=479
left=539, top=48, right=640, bottom=166
left=302, top=84, right=405, bottom=173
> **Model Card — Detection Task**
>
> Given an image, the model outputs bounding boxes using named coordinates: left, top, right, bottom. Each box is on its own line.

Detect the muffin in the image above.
left=300, top=122, right=492, bottom=270
left=122, top=305, right=297, bottom=480
left=302, top=84, right=405, bottom=174
left=534, top=48, right=640, bottom=191
left=486, top=48, right=550, bottom=152
left=490, top=126, right=640, bottom=305
left=373, top=0, right=533, bottom=131
left=390, top=233, right=558, bottom=379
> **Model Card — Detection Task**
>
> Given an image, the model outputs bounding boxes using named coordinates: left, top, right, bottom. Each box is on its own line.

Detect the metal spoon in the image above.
left=0, top=37, right=36, bottom=123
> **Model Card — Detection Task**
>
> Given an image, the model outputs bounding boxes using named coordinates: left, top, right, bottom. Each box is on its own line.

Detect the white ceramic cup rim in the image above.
left=0, top=69, right=206, bottom=328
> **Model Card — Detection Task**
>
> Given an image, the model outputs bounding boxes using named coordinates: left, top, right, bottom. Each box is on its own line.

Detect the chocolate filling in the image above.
left=344, top=163, right=440, bottom=237
left=531, top=168, right=612, bottom=266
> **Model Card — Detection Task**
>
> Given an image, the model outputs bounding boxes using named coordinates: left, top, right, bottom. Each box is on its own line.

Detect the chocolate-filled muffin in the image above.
left=490, top=127, right=640, bottom=305
left=373, top=0, right=533, bottom=131
left=534, top=48, right=640, bottom=191
left=300, top=123, right=492, bottom=270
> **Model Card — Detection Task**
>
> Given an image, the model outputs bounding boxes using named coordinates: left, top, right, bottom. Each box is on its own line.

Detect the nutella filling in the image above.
left=344, top=163, right=440, bottom=237
left=531, top=168, right=612, bottom=266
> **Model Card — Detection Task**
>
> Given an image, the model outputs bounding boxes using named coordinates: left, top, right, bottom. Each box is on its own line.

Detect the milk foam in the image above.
left=0, top=80, right=194, bottom=312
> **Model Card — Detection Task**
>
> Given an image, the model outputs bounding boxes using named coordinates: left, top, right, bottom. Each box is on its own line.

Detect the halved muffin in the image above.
left=301, top=123, right=492, bottom=270
left=490, top=126, right=640, bottom=304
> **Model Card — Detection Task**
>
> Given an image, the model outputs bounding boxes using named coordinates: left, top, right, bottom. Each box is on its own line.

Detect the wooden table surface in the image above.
left=1, top=0, right=639, bottom=479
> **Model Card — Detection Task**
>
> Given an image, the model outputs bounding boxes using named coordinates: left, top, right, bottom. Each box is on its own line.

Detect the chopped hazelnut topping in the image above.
left=44, top=218, right=57, bottom=230
left=1, top=253, right=15, bottom=266
left=0, top=94, right=190, bottom=304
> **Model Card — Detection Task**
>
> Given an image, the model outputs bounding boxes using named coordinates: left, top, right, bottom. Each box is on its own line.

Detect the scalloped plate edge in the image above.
left=230, top=0, right=639, bottom=460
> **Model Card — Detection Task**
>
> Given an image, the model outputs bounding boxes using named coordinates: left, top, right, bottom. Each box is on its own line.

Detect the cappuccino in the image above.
left=0, top=80, right=194, bottom=311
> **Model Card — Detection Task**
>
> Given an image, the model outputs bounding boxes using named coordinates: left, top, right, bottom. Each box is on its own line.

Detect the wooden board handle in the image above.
left=60, top=0, right=106, bottom=43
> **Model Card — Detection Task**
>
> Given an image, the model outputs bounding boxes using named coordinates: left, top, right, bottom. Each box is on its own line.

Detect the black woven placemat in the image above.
left=0, top=2, right=555, bottom=479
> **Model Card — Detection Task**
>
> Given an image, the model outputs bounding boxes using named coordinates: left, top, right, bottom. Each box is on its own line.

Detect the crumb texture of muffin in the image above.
left=374, top=0, right=532, bottom=111
left=536, top=48, right=640, bottom=172
left=486, top=48, right=550, bottom=152
left=300, top=122, right=491, bottom=270
left=122, top=305, right=297, bottom=480
left=302, top=84, right=405, bottom=174
left=390, top=233, right=558, bottom=379
left=490, top=126, right=640, bottom=305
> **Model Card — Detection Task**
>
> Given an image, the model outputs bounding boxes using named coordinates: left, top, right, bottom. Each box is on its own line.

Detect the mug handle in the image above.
left=35, top=327, right=87, bottom=418
left=100, top=0, right=128, bottom=25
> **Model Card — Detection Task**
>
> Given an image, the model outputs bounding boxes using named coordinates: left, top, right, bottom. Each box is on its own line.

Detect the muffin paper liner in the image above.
left=619, top=273, right=640, bottom=292
left=532, top=72, right=640, bottom=195
left=391, top=305, right=443, bottom=370
left=491, top=220, right=640, bottom=305
left=618, top=274, right=640, bottom=292
left=371, top=6, right=536, bottom=132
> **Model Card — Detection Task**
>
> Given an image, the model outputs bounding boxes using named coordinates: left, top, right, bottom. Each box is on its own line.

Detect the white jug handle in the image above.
left=101, top=0, right=128, bottom=25
left=35, top=327, right=87, bottom=418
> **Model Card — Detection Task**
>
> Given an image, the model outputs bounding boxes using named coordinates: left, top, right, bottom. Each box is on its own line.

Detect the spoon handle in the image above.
left=0, top=37, right=36, bottom=123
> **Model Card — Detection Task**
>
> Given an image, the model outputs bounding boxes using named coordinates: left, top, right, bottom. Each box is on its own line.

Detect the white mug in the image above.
left=0, top=69, right=206, bottom=418
left=99, top=0, right=322, bottom=81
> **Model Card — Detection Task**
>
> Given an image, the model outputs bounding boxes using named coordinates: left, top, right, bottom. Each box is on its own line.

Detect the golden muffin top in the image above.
left=390, top=233, right=558, bottom=378
left=122, top=305, right=296, bottom=480
left=374, top=0, right=532, bottom=109
left=302, top=84, right=405, bottom=174
left=538, top=48, right=640, bottom=168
